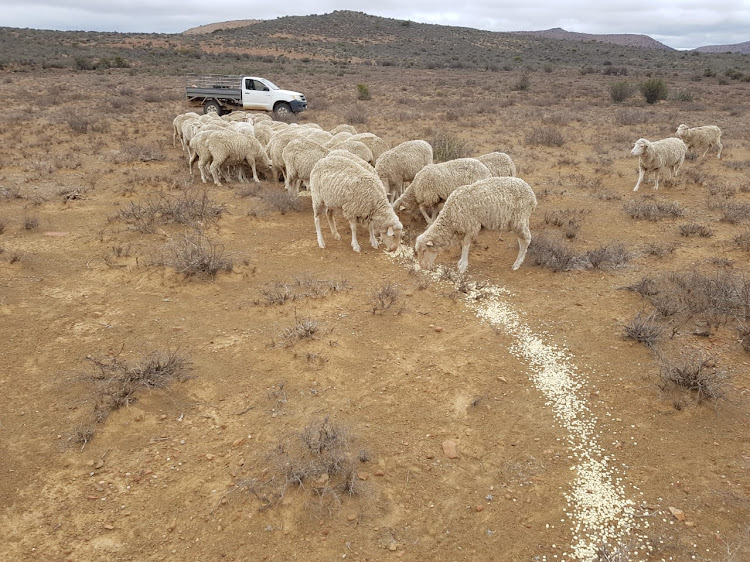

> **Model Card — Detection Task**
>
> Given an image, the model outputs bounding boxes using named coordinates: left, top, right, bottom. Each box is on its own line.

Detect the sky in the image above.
left=1, top=1, right=748, bottom=50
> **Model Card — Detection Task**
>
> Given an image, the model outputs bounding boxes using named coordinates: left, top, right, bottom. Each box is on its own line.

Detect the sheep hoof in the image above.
left=352, top=245, right=361, bottom=253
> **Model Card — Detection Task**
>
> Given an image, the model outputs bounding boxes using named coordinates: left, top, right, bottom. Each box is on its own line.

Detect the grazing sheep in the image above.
left=249, top=113, right=273, bottom=124
left=676, top=124, right=722, bottom=159
left=282, top=137, right=330, bottom=194
left=415, top=177, right=537, bottom=273
left=266, top=128, right=305, bottom=182
left=327, top=149, right=376, bottom=175
left=393, top=158, right=493, bottom=223
left=476, top=151, right=517, bottom=177
left=229, top=121, right=255, bottom=139
left=630, top=137, right=688, bottom=191
left=302, top=129, right=334, bottom=145
left=172, top=112, right=199, bottom=148
left=349, top=132, right=390, bottom=162
left=375, top=140, right=434, bottom=202
left=309, top=154, right=403, bottom=253
left=325, top=131, right=354, bottom=147
left=196, top=130, right=271, bottom=186
left=334, top=139, right=374, bottom=164
left=330, top=124, right=358, bottom=135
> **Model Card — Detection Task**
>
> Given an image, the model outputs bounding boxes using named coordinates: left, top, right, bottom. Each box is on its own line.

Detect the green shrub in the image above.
left=640, top=78, right=668, bottom=104
left=609, top=81, right=635, bottom=103
left=670, top=90, right=694, bottom=102
left=356, top=83, right=371, bottom=101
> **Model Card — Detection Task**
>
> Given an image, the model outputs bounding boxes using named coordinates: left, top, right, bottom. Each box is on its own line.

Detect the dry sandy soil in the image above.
left=0, top=67, right=749, bottom=561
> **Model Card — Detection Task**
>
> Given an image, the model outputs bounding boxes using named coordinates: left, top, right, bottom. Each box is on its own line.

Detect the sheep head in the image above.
left=378, top=221, right=403, bottom=252
left=630, top=138, right=650, bottom=157
left=415, top=235, right=439, bottom=270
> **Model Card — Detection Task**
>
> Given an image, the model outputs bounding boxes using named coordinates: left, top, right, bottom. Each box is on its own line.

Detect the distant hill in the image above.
left=694, top=41, right=750, bottom=55
left=512, top=27, right=673, bottom=50
left=183, top=20, right=260, bottom=35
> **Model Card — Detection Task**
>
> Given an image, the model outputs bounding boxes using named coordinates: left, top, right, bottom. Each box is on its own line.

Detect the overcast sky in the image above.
left=1, top=1, right=748, bottom=50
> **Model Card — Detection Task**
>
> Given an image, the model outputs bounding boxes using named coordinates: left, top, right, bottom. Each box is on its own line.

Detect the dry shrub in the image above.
left=260, top=275, right=350, bottom=305
left=623, top=311, right=662, bottom=347
left=586, top=243, right=631, bottom=270
left=371, top=281, right=400, bottom=314
left=429, top=132, right=473, bottom=162
left=624, top=199, right=685, bottom=221
left=679, top=223, right=713, bottom=237
left=158, top=229, right=233, bottom=279
left=115, top=189, right=225, bottom=232
left=239, top=416, right=368, bottom=512
left=525, top=127, right=565, bottom=147
left=658, top=350, right=730, bottom=402
left=277, top=315, right=319, bottom=347
left=87, top=350, right=191, bottom=423
left=527, top=235, right=580, bottom=272
left=717, top=201, right=750, bottom=224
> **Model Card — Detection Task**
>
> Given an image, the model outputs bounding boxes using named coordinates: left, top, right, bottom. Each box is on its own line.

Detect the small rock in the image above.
left=358, top=472, right=370, bottom=481
left=434, top=326, right=443, bottom=333
left=205, top=454, right=215, bottom=461
left=232, top=438, right=244, bottom=447
left=347, top=513, right=357, bottom=521
left=668, top=506, right=686, bottom=521
left=103, top=524, right=114, bottom=530
left=475, top=505, right=484, bottom=512
left=94, top=460, right=105, bottom=469
left=442, top=440, right=459, bottom=459
left=374, top=470, right=385, bottom=477
left=685, top=521, right=696, bottom=528
left=388, top=544, right=397, bottom=551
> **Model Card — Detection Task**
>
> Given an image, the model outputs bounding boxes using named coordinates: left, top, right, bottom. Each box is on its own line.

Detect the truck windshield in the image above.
left=259, top=79, right=279, bottom=90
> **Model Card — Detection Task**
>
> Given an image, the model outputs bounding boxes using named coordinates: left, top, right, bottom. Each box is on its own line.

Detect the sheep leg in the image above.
left=419, top=205, right=433, bottom=224
left=348, top=219, right=361, bottom=253
left=368, top=222, right=379, bottom=249
left=633, top=167, right=645, bottom=191
left=209, top=156, right=227, bottom=186
left=313, top=207, right=326, bottom=249
left=512, top=225, right=532, bottom=271
left=325, top=209, right=341, bottom=241
left=457, top=233, right=473, bottom=274
left=652, top=170, right=660, bottom=191
left=198, top=156, right=210, bottom=183
left=716, top=141, right=722, bottom=159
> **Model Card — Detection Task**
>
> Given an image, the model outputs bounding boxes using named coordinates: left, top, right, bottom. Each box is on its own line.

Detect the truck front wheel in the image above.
left=274, top=102, right=292, bottom=118
left=204, top=101, right=222, bottom=115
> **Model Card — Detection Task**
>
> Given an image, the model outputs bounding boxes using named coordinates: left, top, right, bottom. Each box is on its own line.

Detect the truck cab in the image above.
left=242, top=77, right=306, bottom=115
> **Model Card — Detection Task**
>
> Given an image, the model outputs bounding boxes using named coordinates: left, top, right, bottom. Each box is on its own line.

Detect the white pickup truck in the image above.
left=185, top=74, right=307, bottom=117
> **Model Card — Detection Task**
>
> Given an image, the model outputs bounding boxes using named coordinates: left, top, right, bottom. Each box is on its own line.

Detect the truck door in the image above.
left=242, top=78, right=272, bottom=111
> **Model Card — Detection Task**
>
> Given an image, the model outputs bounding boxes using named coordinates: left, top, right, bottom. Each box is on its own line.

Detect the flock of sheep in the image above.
left=631, top=124, right=723, bottom=191
left=171, top=110, right=723, bottom=274
left=172, top=110, right=535, bottom=273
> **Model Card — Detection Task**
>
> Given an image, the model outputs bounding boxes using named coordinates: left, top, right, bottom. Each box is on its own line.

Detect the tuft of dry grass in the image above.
left=623, top=311, right=663, bottom=347
left=371, top=281, right=400, bottom=314
left=277, top=314, right=320, bottom=347
left=157, top=229, right=234, bottom=279
left=658, top=349, right=730, bottom=402
left=624, top=199, right=685, bottom=221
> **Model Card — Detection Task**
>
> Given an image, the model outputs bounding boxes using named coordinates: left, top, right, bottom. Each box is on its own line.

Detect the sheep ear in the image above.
left=426, top=241, right=434, bottom=247
left=387, top=226, right=394, bottom=236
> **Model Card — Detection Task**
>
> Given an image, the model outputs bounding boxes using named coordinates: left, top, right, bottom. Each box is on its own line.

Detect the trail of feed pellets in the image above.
left=388, top=245, right=650, bottom=560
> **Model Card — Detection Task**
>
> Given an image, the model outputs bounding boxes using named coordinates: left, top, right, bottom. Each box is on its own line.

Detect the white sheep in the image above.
left=675, top=124, right=722, bottom=159
left=266, top=128, right=305, bottom=182
left=325, top=131, right=354, bottom=147
left=330, top=124, right=358, bottom=135
left=349, top=132, right=390, bottom=162
left=630, top=137, right=688, bottom=191
left=196, top=129, right=272, bottom=186
left=415, top=176, right=537, bottom=273
left=334, top=139, right=373, bottom=164
left=309, top=154, right=403, bottom=253
left=374, top=139, right=433, bottom=202
left=393, top=158, right=493, bottom=223
left=172, top=112, right=199, bottom=148
left=476, top=151, right=517, bottom=177
left=282, top=137, right=330, bottom=195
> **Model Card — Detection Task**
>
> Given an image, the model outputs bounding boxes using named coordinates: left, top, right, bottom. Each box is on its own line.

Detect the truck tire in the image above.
left=274, top=102, right=292, bottom=118
left=204, top=101, right=222, bottom=115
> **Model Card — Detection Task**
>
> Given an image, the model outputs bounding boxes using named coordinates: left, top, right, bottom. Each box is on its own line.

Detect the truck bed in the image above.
left=185, top=74, right=243, bottom=101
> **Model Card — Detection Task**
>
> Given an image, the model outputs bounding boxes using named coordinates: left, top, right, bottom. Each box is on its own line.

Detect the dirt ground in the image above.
left=0, top=68, right=749, bottom=561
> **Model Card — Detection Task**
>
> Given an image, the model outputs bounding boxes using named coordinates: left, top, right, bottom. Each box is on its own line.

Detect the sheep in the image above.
left=415, top=176, right=537, bottom=274
left=195, top=129, right=271, bottom=186
left=327, top=149, right=375, bottom=174
left=476, top=151, right=517, bottom=178
left=249, top=113, right=273, bottom=124
left=325, top=131, right=354, bottom=147
left=303, top=129, right=334, bottom=145
left=172, top=112, right=199, bottom=148
left=282, top=137, right=330, bottom=195
left=309, top=154, right=403, bottom=253
left=349, top=132, right=390, bottom=162
left=330, top=124, right=358, bottom=135
left=393, top=158, right=493, bottom=223
left=228, top=121, right=256, bottom=139
left=266, top=128, right=306, bottom=182
left=374, top=139, right=433, bottom=202
left=676, top=124, right=722, bottom=159
left=630, top=137, right=688, bottom=191
left=334, top=139, right=374, bottom=164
